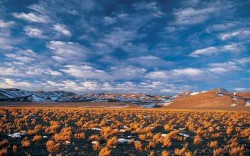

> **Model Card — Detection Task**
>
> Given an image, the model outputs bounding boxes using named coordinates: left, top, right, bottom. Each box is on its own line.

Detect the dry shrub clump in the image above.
left=106, top=136, right=118, bottom=148
left=163, top=137, right=172, bottom=147
left=45, top=121, right=60, bottom=134
left=194, top=135, right=201, bottom=145
left=229, top=146, right=245, bottom=156
left=0, top=148, right=8, bottom=156
left=89, top=134, right=100, bottom=141
left=32, top=135, right=42, bottom=142
left=54, top=127, right=72, bottom=142
left=213, top=147, right=224, bottom=156
left=13, top=145, right=18, bottom=153
left=175, top=143, right=188, bottom=155
left=93, top=141, right=101, bottom=151
left=0, top=139, right=9, bottom=148
left=22, top=140, right=31, bottom=148
left=135, top=141, right=143, bottom=151
left=161, top=150, right=170, bottom=156
left=46, top=140, right=61, bottom=153
left=209, top=141, right=218, bottom=148
left=149, top=150, right=155, bottom=156
left=98, top=147, right=111, bottom=156
left=74, top=133, right=85, bottom=139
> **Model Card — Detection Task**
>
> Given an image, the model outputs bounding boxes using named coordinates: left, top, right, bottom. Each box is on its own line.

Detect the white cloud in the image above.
left=0, top=49, right=62, bottom=78
left=173, top=68, right=204, bottom=76
left=53, top=24, right=71, bottom=36
left=81, top=81, right=100, bottom=90
left=133, top=2, right=165, bottom=17
left=234, top=88, right=250, bottom=91
left=206, top=22, right=238, bottom=32
left=47, top=70, right=62, bottom=76
left=12, top=12, right=50, bottom=23
left=61, top=65, right=108, bottom=80
left=219, top=29, right=250, bottom=40
left=24, top=26, right=44, bottom=38
left=235, top=57, right=250, bottom=65
left=92, top=28, right=140, bottom=54
left=103, top=28, right=137, bottom=48
left=28, top=4, right=48, bottom=15
left=0, top=78, right=32, bottom=88
left=0, top=20, right=14, bottom=28
left=69, top=80, right=189, bottom=94
left=5, top=49, right=37, bottom=63
left=189, top=44, right=240, bottom=57
left=0, top=25, right=23, bottom=50
left=61, top=65, right=146, bottom=81
left=146, top=68, right=204, bottom=80
left=128, top=56, right=172, bottom=67
left=173, top=7, right=217, bottom=25
left=110, top=66, right=146, bottom=80
left=47, top=41, right=88, bottom=63
left=0, top=66, right=21, bottom=77
left=103, top=17, right=116, bottom=25
left=207, top=61, right=241, bottom=74
left=0, top=64, right=62, bottom=77
left=146, top=71, right=168, bottom=80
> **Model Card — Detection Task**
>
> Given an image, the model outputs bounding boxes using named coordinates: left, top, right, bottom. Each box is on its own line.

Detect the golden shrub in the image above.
left=22, top=140, right=31, bottom=148
left=0, top=148, right=7, bottom=156
left=93, top=141, right=101, bottom=151
left=106, top=136, right=118, bottom=148
left=98, top=147, right=111, bottom=156
left=209, top=141, right=218, bottom=148
left=134, top=141, right=143, bottom=151
left=74, top=133, right=85, bottom=139
left=46, top=140, right=60, bottom=153
left=0, top=139, right=9, bottom=148
left=32, top=135, right=42, bottom=142
left=13, top=145, right=18, bottom=153
left=161, top=150, right=170, bottom=156
left=213, top=147, right=224, bottom=156
left=194, top=135, right=201, bottom=145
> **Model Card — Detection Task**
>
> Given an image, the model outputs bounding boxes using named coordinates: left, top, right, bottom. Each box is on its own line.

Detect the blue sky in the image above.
left=0, top=0, right=250, bottom=94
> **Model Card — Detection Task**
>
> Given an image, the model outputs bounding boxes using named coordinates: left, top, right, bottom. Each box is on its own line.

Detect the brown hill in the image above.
left=167, top=89, right=246, bottom=108
left=236, top=92, right=250, bottom=99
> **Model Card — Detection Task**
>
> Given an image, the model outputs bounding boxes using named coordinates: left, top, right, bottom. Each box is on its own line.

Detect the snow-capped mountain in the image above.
left=0, top=88, right=77, bottom=102
left=1, top=88, right=249, bottom=107
left=0, top=88, right=170, bottom=105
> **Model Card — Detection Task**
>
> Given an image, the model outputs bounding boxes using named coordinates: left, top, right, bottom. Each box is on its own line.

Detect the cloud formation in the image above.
left=189, top=44, right=241, bottom=57
left=0, top=0, right=249, bottom=94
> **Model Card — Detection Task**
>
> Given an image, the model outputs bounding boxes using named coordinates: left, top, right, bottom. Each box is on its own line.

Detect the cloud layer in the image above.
left=0, top=0, right=249, bottom=94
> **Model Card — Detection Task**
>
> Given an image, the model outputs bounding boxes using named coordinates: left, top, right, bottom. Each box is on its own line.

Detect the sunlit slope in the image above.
left=167, top=89, right=246, bottom=108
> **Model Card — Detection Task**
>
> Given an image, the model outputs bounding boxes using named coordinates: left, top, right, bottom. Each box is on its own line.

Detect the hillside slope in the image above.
left=166, top=89, right=248, bottom=108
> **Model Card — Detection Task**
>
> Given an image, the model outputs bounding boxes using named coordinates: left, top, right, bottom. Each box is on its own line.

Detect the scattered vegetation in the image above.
left=0, top=107, right=249, bottom=155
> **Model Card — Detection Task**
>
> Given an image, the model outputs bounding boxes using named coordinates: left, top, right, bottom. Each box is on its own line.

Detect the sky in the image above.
left=0, top=0, right=250, bottom=95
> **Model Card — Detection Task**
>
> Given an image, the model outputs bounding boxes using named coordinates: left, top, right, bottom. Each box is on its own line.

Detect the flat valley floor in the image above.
left=0, top=103, right=249, bottom=155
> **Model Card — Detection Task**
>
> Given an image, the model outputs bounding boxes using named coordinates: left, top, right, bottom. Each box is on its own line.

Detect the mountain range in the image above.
left=0, top=88, right=249, bottom=108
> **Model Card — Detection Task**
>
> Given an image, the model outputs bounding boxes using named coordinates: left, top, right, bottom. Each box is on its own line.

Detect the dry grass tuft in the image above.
left=22, top=140, right=31, bottom=148
left=32, top=135, right=42, bottom=142
left=98, top=147, right=111, bottom=156
left=134, top=141, right=143, bottom=151
left=46, top=140, right=61, bottom=153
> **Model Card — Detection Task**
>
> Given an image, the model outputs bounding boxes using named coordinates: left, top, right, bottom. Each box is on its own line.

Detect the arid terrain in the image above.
left=0, top=106, right=249, bottom=156
left=0, top=88, right=250, bottom=155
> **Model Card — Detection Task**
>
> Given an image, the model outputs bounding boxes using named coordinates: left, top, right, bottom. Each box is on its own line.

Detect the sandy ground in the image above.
left=0, top=101, right=139, bottom=108
left=0, top=101, right=250, bottom=111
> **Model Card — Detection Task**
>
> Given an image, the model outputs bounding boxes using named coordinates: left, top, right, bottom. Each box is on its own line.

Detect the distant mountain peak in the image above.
left=214, top=88, right=228, bottom=93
